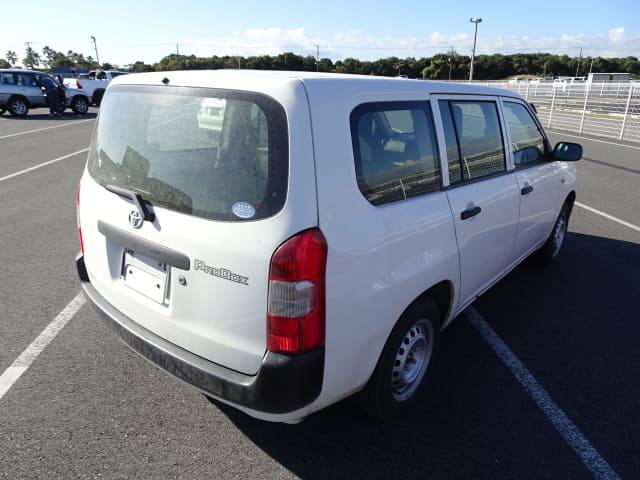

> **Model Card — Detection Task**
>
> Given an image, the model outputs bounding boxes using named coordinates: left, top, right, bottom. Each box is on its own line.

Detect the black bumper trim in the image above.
left=77, top=253, right=323, bottom=414
left=97, top=220, right=190, bottom=270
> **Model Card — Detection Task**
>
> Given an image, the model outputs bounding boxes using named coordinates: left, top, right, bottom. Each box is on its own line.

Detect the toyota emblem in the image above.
left=128, top=209, right=143, bottom=229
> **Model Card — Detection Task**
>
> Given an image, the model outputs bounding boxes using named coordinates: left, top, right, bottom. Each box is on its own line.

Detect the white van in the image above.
left=76, top=70, right=582, bottom=423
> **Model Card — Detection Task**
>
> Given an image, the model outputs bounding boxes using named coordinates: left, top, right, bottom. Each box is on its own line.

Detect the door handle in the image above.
left=461, top=206, right=482, bottom=220
left=521, top=185, right=534, bottom=195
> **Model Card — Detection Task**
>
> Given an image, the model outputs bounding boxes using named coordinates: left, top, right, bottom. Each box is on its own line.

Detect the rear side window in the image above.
left=439, top=100, right=506, bottom=184
left=350, top=102, right=440, bottom=206
left=502, top=101, right=545, bottom=165
left=1, top=72, right=16, bottom=85
left=16, top=73, right=38, bottom=87
left=87, top=85, right=288, bottom=221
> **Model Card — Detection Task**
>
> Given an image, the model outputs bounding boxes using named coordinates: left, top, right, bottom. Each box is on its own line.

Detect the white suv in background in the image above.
left=76, top=71, right=581, bottom=423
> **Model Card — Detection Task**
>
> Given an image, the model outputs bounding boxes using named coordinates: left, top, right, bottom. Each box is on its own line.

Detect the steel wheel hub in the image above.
left=391, top=319, right=433, bottom=402
left=552, top=214, right=567, bottom=258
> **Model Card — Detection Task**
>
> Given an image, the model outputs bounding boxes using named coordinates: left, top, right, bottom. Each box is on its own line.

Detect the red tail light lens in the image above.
left=77, top=182, right=84, bottom=253
left=267, top=229, right=327, bottom=354
left=76, top=81, right=83, bottom=89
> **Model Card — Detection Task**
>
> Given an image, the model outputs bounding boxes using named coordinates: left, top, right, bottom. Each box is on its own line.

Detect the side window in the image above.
left=503, top=102, right=545, bottom=165
left=438, top=100, right=506, bottom=184
left=351, top=102, right=440, bottom=206
left=17, top=73, right=38, bottom=87
left=1, top=73, right=16, bottom=85
left=351, top=102, right=440, bottom=205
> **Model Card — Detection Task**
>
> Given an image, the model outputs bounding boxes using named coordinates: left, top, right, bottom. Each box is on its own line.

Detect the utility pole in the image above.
left=469, top=18, right=482, bottom=82
left=91, top=36, right=100, bottom=67
left=449, top=46, right=454, bottom=81
left=316, top=44, right=320, bottom=72
left=575, top=47, right=582, bottom=77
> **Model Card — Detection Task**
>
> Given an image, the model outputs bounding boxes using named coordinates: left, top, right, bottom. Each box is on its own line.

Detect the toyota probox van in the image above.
left=76, top=71, right=581, bottom=423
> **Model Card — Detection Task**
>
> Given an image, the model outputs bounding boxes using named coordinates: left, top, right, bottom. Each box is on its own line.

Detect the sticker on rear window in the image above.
left=232, top=202, right=256, bottom=219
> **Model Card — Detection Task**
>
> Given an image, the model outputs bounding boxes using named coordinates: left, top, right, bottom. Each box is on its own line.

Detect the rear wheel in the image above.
left=8, top=97, right=28, bottom=116
left=357, top=298, right=440, bottom=420
left=71, top=96, right=89, bottom=114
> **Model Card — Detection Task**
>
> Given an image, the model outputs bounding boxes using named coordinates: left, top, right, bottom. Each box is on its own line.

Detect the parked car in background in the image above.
left=64, top=69, right=128, bottom=106
left=0, top=69, right=91, bottom=116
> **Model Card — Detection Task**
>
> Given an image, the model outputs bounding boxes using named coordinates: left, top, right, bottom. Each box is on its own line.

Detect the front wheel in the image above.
left=356, top=298, right=440, bottom=420
left=71, top=96, right=89, bottom=114
left=536, top=201, right=571, bottom=266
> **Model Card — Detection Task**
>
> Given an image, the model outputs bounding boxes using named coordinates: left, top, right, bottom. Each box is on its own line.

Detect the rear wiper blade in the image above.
left=105, top=184, right=155, bottom=222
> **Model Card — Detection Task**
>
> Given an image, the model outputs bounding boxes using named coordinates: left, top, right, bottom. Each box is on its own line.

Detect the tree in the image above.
left=0, top=59, right=10, bottom=68
left=421, top=56, right=449, bottom=79
left=6, top=50, right=18, bottom=67
left=127, top=61, right=153, bottom=72
left=23, top=46, right=40, bottom=69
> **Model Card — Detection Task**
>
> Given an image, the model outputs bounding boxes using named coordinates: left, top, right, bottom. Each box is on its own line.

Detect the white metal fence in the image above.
left=466, top=81, right=640, bottom=143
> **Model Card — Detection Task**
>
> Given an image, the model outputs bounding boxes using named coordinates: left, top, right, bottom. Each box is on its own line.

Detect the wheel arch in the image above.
left=8, top=94, right=31, bottom=107
left=408, top=279, right=454, bottom=329
left=565, top=190, right=576, bottom=214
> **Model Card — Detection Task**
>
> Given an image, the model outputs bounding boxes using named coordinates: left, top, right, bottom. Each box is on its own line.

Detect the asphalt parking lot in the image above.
left=0, top=110, right=638, bottom=479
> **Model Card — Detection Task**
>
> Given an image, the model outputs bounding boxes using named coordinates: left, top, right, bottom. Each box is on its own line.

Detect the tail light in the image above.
left=77, top=182, right=84, bottom=253
left=267, top=229, right=327, bottom=354
left=76, top=81, right=83, bottom=89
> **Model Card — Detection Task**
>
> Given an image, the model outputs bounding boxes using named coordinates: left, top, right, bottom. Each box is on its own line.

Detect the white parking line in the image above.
left=0, top=292, right=86, bottom=401
left=0, top=119, right=95, bottom=141
left=576, top=202, right=640, bottom=233
left=0, top=148, right=89, bottom=183
left=466, top=306, right=621, bottom=480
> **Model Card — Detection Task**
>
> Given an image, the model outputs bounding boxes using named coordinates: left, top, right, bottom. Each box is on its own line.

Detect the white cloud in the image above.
left=180, top=27, right=639, bottom=61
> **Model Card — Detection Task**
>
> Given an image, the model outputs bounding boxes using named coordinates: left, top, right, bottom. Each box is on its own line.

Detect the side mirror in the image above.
left=552, top=142, right=582, bottom=162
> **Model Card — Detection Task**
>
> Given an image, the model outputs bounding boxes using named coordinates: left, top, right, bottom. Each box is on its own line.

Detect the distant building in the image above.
left=587, top=73, right=630, bottom=83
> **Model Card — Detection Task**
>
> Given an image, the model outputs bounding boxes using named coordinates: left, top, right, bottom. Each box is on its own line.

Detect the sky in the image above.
left=2, top=0, right=639, bottom=68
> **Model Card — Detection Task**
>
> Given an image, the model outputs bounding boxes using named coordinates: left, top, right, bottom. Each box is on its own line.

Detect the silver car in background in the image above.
left=0, top=69, right=91, bottom=116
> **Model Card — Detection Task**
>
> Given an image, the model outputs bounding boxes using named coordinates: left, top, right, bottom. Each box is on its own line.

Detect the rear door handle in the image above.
left=521, top=185, right=534, bottom=195
left=461, top=206, right=482, bottom=220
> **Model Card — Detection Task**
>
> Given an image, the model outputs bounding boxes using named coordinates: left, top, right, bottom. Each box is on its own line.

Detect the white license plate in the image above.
left=122, top=250, right=169, bottom=304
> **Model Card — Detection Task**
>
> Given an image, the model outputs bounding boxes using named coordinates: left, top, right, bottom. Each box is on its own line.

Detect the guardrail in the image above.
left=464, top=81, right=640, bottom=143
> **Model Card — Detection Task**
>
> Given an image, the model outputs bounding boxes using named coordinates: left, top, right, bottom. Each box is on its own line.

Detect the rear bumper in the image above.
left=76, top=252, right=324, bottom=416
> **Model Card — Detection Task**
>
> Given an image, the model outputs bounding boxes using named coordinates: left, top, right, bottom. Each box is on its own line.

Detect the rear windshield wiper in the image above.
left=105, top=184, right=155, bottom=223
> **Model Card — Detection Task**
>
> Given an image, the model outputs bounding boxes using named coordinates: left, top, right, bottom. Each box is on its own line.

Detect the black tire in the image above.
left=93, top=89, right=104, bottom=107
left=356, top=297, right=440, bottom=421
left=8, top=96, right=29, bottom=116
left=71, top=96, right=89, bottom=114
left=0, top=107, right=5, bottom=115
left=536, top=201, right=571, bottom=266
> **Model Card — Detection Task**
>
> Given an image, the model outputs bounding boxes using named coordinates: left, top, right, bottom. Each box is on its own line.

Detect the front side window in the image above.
left=439, top=100, right=506, bottom=184
left=88, top=85, right=288, bottom=221
left=351, top=102, right=440, bottom=206
left=502, top=102, right=545, bottom=165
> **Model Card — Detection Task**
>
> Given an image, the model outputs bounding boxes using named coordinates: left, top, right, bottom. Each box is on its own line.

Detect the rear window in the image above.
left=87, top=85, right=288, bottom=221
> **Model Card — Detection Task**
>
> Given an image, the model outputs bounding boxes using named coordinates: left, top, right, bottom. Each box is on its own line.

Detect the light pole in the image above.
left=469, top=18, right=482, bottom=82
left=91, top=36, right=100, bottom=67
